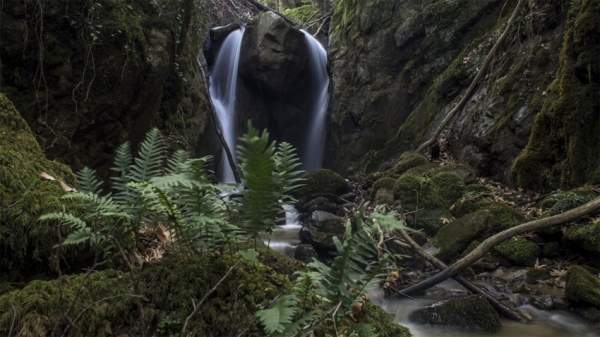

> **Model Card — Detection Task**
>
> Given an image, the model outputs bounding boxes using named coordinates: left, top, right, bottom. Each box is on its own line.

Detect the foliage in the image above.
left=257, top=206, right=405, bottom=337
left=236, top=124, right=305, bottom=239
left=40, top=125, right=304, bottom=265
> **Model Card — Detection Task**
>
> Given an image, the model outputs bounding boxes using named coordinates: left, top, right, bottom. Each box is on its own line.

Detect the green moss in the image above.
left=373, top=177, right=396, bottom=191
left=434, top=210, right=492, bottom=262
left=564, top=221, right=600, bottom=256
left=0, top=252, right=293, bottom=337
left=387, top=152, right=429, bottom=178
left=283, top=3, right=319, bottom=24
left=565, top=265, right=600, bottom=308
left=513, top=0, right=600, bottom=190
left=451, top=191, right=494, bottom=217
left=494, top=237, right=541, bottom=267
left=411, top=208, right=452, bottom=236
left=361, top=302, right=411, bottom=337
left=393, top=173, right=447, bottom=211
left=540, top=187, right=598, bottom=215
left=297, top=169, right=350, bottom=198
left=431, top=171, right=466, bottom=204
left=0, top=93, right=75, bottom=277
left=434, top=204, right=523, bottom=262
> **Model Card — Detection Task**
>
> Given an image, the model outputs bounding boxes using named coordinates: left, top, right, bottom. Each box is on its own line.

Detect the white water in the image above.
left=209, top=28, right=244, bottom=183
left=301, top=30, right=330, bottom=171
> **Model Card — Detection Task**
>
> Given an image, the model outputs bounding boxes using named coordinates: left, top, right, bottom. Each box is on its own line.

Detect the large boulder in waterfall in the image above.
left=237, top=11, right=316, bottom=152
left=409, top=296, right=502, bottom=333
left=240, top=11, right=309, bottom=95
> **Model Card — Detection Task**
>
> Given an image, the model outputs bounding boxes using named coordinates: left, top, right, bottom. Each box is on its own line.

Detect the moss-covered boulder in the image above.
left=565, top=265, right=600, bottom=308
left=540, top=188, right=598, bottom=215
left=431, top=171, right=466, bottom=204
left=297, top=169, right=350, bottom=199
left=494, top=237, right=541, bottom=267
left=434, top=204, right=524, bottom=262
left=388, top=152, right=429, bottom=178
left=0, top=252, right=292, bottom=337
left=409, top=295, right=502, bottom=333
left=451, top=189, right=495, bottom=217
left=393, top=173, right=447, bottom=211
left=564, top=221, right=600, bottom=256
left=0, top=93, right=75, bottom=278
left=372, top=177, right=396, bottom=205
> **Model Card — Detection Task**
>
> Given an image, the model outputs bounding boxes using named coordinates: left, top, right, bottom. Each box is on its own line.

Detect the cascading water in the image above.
left=301, top=30, right=330, bottom=171
left=209, top=28, right=244, bottom=183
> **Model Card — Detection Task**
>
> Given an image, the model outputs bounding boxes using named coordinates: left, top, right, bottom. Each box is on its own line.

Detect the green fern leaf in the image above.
left=77, top=167, right=103, bottom=194
left=257, top=295, right=299, bottom=334
left=128, top=128, right=167, bottom=183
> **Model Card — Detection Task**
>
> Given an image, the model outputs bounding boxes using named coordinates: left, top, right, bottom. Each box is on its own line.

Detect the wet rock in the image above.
left=238, top=11, right=314, bottom=148
left=566, top=265, right=600, bottom=308
left=434, top=204, right=524, bottom=262
left=298, top=196, right=344, bottom=217
left=294, top=244, right=317, bottom=262
left=494, top=237, right=541, bottom=267
left=296, top=169, right=351, bottom=200
left=409, top=295, right=502, bottom=333
left=564, top=221, right=600, bottom=257
left=303, top=211, right=345, bottom=252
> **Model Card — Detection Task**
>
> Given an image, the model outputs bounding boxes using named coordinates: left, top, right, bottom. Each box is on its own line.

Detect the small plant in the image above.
left=257, top=206, right=406, bottom=337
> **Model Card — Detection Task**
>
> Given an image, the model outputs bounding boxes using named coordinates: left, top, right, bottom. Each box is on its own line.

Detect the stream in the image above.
left=267, top=206, right=600, bottom=337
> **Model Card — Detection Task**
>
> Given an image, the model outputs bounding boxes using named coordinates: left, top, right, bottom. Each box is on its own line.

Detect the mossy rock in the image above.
left=373, top=177, right=396, bottom=191
left=388, top=152, right=429, bottom=178
left=372, top=177, right=397, bottom=205
left=408, top=208, right=452, bottom=236
left=451, top=190, right=495, bottom=217
left=540, top=187, right=598, bottom=215
left=393, top=173, right=447, bottom=211
left=409, top=295, right=501, bottom=333
left=0, top=93, right=75, bottom=278
left=564, top=221, right=600, bottom=256
left=0, top=252, right=292, bottom=337
left=431, top=171, right=466, bottom=204
left=565, top=265, right=600, bottom=308
left=297, top=169, right=350, bottom=199
left=434, top=204, right=523, bottom=262
left=494, top=237, right=541, bottom=267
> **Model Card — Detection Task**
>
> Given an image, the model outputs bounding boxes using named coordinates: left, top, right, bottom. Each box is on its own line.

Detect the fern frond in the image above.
left=76, top=167, right=103, bottom=194
left=257, top=295, right=299, bottom=334
left=111, top=142, right=134, bottom=203
left=128, top=128, right=167, bottom=183
left=274, top=142, right=305, bottom=202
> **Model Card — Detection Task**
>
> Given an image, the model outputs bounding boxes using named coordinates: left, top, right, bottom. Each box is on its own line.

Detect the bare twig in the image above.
left=396, top=196, right=600, bottom=296
left=181, top=262, right=239, bottom=336
left=8, top=303, right=16, bottom=337
left=416, top=0, right=527, bottom=153
left=196, top=58, right=242, bottom=183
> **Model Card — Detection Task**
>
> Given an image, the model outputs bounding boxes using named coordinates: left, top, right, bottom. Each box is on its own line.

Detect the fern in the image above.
left=128, top=128, right=167, bottom=183
left=237, top=124, right=281, bottom=238
left=111, top=142, right=133, bottom=204
left=274, top=142, right=305, bottom=203
left=76, top=167, right=103, bottom=194
left=258, top=295, right=299, bottom=334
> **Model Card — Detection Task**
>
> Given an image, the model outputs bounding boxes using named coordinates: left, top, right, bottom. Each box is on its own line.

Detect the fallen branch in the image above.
left=196, top=58, right=242, bottom=184
left=181, top=262, right=239, bottom=337
left=396, top=228, right=527, bottom=322
left=416, top=0, right=526, bottom=153
left=396, top=196, right=600, bottom=296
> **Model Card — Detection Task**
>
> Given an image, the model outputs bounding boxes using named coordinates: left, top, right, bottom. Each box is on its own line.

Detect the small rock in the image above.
left=294, top=244, right=317, bottom=262
left=409, top=295, right=502, bottom=333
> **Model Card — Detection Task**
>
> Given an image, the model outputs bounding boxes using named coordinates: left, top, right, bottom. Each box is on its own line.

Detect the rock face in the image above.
left=409, top=296, right=502, bottom=333
left=0, top=93, right=75, bottom=278
left=237, top=11, right=314, bottom=156
left=566, top=265, right=600, bottom=308
left=0, top=0, right=256, bottom=173
left=327, top=0, right=600, bottom=191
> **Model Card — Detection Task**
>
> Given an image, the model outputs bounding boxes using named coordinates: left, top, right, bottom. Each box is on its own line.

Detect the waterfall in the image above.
left=209, top=28, right=244, bottom=183
left=301, top=30, right=330, bottom=171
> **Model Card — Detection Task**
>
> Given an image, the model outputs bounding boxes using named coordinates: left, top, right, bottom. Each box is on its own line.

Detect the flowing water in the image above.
left=301, top=30, right=330, bottom=171
left=208, top=28, right=244, bottom=183
left=269, top=220, right=599, bottom=337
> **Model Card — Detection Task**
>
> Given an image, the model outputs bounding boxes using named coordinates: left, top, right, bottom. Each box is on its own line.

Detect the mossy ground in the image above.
left=0, top=93, right=76, bottom=278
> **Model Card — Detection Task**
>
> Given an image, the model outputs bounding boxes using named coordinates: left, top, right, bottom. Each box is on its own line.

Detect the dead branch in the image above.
left=396, top=227, right=527, bottom=322
left=181, top=262, right=239, bottom=337
left=196, top=58, right=242, bottom=184
left=396, top=196, right=600, bottom=296
left=416, top=0, right=526, bottom=153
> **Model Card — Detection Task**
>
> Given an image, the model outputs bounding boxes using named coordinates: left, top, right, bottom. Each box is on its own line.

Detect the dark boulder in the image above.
left=409, top=295, right=502, bottom=333
left=237, top=11, right=314, bottom=154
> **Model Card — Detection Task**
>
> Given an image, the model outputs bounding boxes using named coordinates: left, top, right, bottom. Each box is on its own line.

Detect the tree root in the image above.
left=396, top=227, right=528, bottom=322
left=396, top=197, right=600, bottom=296
left=416, top=0, right=527, bottom=153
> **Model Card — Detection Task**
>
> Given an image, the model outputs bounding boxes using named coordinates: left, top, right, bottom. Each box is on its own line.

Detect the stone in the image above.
left=494, top=237, right=541, bottom=267
left=296, top=169, right=350, bottom=200
left=564, top=221, right=600, bottom=256
left=294, top=244, right=317, bottom=262
left=565, top=265, right=600, bottom=308
left=409, top=295, right=502, bottom=333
